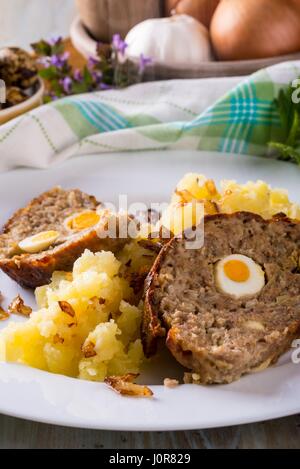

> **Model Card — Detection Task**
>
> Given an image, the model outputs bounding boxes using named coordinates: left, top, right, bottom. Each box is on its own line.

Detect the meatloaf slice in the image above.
left=0, top=187, right=129, bottom=288
left=143, top=212, right=300, bottom=384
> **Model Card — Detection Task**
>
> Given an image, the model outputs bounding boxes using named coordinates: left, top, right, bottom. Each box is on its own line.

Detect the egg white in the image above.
left=215, top=254, right=265, bottom=299
left=18, top=230, right=60, bottom=254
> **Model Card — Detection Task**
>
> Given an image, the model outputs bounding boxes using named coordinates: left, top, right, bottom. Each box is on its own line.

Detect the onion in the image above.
left=125, top=15, right=213, bottom=68
left=165, top=0, right=220, bottom=28
left=211, top=0, right=300, bottom=60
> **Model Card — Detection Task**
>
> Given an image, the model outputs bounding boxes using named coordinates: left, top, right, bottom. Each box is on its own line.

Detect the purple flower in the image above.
left=138, top=54, right=152, bottom=74
left=87, top=56, right=101, bottom=70
left=99, top=82, right=113, bottom=91
left=91, top=70, right=103, bottom=85
left=50, top=52, right=70, bottom=68
left=73, top=69, right=83, bottom=82
left=112, top=34, right=128, bottom=56
left=49, top=36, right=63, bottom=46
left=47, top=92, right=59, bottom=101
left=60, top=76, right=72, bottom=94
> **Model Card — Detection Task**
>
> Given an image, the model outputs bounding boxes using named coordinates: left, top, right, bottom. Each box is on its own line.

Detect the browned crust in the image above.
left=0, top=229, right=127, bottom=288
left=142, top=240, right=171, bottom=357
left=0, top=187, right=131, bottom=288
left=166, top=320, right=300, bottom=384
left=142, top=211, right=300, bottom=358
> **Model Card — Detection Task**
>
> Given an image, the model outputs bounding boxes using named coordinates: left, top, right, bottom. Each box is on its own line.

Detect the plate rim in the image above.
left=0, top=363, right=300, bottom=432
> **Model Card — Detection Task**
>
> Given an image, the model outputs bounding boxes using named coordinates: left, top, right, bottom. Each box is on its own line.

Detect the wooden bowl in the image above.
left=70, top=17, right=300, bottom=79
left=75, top=0, right=163, bottom=43
left=0, top=78, right=44, bottom=125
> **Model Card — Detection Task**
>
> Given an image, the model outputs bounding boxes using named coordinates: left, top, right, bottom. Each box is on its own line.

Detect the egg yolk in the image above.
left=66, top=211, right=100, bottom=231
left=223, top=260, right=250, bottom=283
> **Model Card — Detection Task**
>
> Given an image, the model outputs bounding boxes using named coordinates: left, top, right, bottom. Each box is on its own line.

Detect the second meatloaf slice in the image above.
left=143, top=212, right=300, bottom=384
left=0, top=187, right=129, bottom=288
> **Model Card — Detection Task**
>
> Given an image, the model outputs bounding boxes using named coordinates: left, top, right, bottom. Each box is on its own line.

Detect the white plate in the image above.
left=0, top=150, right=300, bottom=431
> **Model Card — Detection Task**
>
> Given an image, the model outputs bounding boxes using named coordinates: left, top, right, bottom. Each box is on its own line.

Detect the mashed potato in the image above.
left=161, top=173, right=300, bottom=234
left=0, top=250, right=144, bottom=380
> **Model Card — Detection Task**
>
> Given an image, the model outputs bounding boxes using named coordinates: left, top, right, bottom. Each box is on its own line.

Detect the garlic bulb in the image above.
left=125, top=14, right=213, bottom=68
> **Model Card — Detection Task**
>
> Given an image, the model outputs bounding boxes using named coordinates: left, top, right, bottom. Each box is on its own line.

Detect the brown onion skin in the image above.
left=165, top=0, right=220, bottom=28
left=211, top=0, right=300, bottom=61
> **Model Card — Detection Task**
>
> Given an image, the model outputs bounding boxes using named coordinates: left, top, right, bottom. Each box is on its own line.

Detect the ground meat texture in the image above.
left=0, top=187, right=99, bottom=258
left=0, top=187, right=129, bottom=288
left=143, top=212, right=300, bottom=384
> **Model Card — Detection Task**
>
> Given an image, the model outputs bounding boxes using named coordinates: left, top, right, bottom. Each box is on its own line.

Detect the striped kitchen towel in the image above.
left=0, top=61, right=299, bottom=172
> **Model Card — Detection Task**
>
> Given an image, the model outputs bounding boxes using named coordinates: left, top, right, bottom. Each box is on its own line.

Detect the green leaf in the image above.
left=286, top=108, right=300, bottom=147
left=269, top=142, right=300, bottom=164
left=51, top=42, right=65, bottom=57
left=43, top=95, right=53, bottom=104
left=71, top=81, right=90, bottom=94
left=51, top=81, right=64, bottom=96
left=276, top=88, right=294, bottom=136
left=82, top=66, right=94, bottom=87
left=269, top=79, right=300, bottom=165
left=31, top=40, right=52, bottom=56
left=38, top=66, right=60, bottom=80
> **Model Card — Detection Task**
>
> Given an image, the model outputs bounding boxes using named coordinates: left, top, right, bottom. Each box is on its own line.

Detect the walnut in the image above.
left=6, top=86, right=27, bottom=107
left=0, top=47, right=38, bottom=88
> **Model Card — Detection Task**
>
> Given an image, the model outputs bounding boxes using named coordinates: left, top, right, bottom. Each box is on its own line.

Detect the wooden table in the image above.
left=1, top=40, right=300, bottom=450
left=1, top=413, right=300, bottom=449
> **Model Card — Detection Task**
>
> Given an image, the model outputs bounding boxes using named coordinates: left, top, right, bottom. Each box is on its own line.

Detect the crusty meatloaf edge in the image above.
left=0, top=229, right=128, bottom=288
left=142, top=239, right=172, bottom=357
left=0, top=187, right=129, bottom=288
left=166, top=319, right=300, bottom=384
left=142, top=211, right=300, bottom=358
